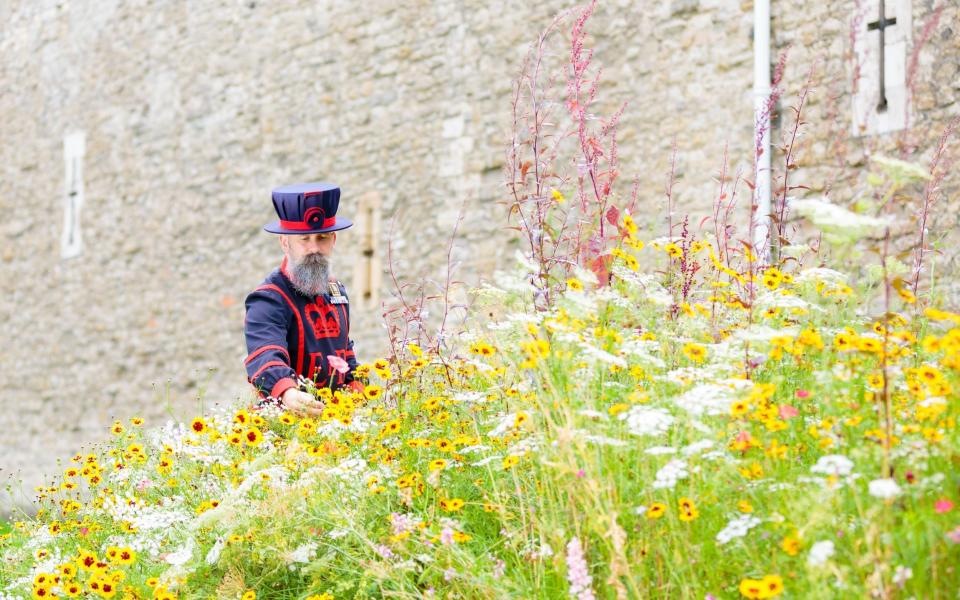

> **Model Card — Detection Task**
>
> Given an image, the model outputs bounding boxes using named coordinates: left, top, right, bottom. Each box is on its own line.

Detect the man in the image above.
left=244, top=182, right=363, bottom=416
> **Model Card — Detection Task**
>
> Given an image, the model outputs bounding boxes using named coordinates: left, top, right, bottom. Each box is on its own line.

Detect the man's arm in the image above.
left=244, top=288, right=300, bottom=401
left=245, top=289, right=326, bottom=415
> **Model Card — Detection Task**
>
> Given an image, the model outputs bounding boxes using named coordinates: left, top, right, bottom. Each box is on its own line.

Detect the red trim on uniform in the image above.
left=255, top=284, right=306, bottom=375
left=245, top=344, right=290, bottom=365
left=270, top=377, right=297, bottom=400
left=279, top=216, right=336, bottom=230
left=250, top=360, right=289, bottom=383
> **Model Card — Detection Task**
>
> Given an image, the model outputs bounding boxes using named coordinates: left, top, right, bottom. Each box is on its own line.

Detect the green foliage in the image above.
left=2, top=234, right=959, bottom=599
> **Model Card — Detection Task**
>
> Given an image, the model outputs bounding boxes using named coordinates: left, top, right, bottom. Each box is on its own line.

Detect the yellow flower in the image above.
left=243, top=427, right=264, bottom=446
left=739, top=578, right=764, bottom=599
left=452, top=531, right=472, bottom=543
left=730, top=400, right=750, bottom=418
left=469, top=341, right=496, bottom=356
left=242, top=591, right=257, bottom=600
left=129, top=417, right=144, bottom=426
left=738, top=462, right=764, bottom=480
left=682, top=342, right=707, bottom=363
left=306, top=594, right=335, bottom=600
left=761, top=268, right=783, bottom=290
left=513, top=412, right=529, bottom=428
left=566, top=278, right=583, bottom=291
left=190, top=418, right=207, bottom=434
left=664, top=243, right=683, bottom=259
left=608, top=403, right=630, bottom=416
left=897, top=287, right=916, bottom=304
left=737, top=500, right=754, bottom=513
left=760, top=574, right=784, bottom=597
left=109, top=421, right=124, bottom=435
left=551, top=188, right=565, bottom=203
left=441, top=497, right=466, bottom=512
left=115, top=547, right=135, bottom=565
left=502, top=455, right=520, bottom=470
left=780, top=536, right=801, bottom=556
left=677, top=497, right=699, bottom=521
left=645, top=503, right=666, bottom=519
left=428, top=459, right=448, bottom=472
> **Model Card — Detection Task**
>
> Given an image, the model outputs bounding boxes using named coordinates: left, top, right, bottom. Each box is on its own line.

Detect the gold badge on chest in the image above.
left=329, top=281, right=348, bottom=304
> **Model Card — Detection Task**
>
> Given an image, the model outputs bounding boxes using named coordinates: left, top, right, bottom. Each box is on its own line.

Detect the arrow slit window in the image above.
left=852, top=0, right=912, bottom=135
left=62, top=132, right=86, bottom=259
left=352, top=192, right=381, bottom=310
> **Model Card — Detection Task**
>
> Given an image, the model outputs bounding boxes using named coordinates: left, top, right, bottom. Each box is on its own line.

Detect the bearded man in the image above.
left=243, top=182, right=363, bottom=415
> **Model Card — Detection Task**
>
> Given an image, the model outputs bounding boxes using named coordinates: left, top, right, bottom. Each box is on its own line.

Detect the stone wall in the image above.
left=0, top=0, right=956, bottom=510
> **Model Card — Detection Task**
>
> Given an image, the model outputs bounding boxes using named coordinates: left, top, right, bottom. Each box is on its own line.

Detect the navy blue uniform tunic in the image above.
left=244, top=257, right=358, bottom=401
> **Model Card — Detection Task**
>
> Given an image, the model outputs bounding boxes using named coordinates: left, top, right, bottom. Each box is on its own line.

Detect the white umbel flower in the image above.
left=790, top=197, right=892, bottom=243
left=619, top=407, right=674, bottom=437
left=652, top=459, right=688, bottom=490
left=810, top=454, right=854, bottom=477
left=868, top=478, right=902, bottom=500
left=715, top=514, right=761, bottom=545
left=807, top=540, right=835, bottom=566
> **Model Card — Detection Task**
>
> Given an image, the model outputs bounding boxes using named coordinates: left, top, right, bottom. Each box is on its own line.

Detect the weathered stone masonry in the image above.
left=0, top=0, right=956, bottom=507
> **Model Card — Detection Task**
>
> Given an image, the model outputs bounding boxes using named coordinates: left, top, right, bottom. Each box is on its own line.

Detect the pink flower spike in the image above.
left=779, top=405, right=799, bottom=419
left=327, top=355, right=350, bottom=374
left=795, top=389, right=810, bottom=399
left=576, top=469, right=586, bottom=478
left=935, top=498, right=954, bottom=514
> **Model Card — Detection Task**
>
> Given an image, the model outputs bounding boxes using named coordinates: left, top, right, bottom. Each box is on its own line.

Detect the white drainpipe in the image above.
left=753, top=0, right=771, bottom=263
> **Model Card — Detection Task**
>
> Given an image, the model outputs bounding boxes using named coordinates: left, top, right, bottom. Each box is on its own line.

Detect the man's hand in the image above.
left=279, top=388, right=326, bottom=417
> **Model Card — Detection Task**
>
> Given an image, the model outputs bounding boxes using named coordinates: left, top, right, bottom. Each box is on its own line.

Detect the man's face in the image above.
left=281, top=232, right=336, bottom=296
left=281, top=232, right=336, bottom=265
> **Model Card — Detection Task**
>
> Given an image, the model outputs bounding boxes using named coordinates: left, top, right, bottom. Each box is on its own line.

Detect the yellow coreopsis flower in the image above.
left=677, top=497, right=699, bottom=522
left=440, top=498, right=465, bottom=512
left=243, top=427, right=264, bottom=447
left=645, top=503, right=666, bottom=519
left=682, top=342, right=707, bottom=363
left=664, top=243, right=683, bottom=259
left=780, top=535, right=801, bottom=556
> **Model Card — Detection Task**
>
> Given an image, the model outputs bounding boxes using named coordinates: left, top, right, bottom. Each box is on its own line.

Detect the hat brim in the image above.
left=263, top=217, right=353, bottom=235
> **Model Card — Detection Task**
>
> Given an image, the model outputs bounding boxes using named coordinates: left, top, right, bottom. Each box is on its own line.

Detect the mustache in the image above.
left=297, top=253, right=330, bottom=268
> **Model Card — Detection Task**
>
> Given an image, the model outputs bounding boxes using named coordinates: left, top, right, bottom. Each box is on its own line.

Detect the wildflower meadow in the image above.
left=2, top=3, right=959, bottom=599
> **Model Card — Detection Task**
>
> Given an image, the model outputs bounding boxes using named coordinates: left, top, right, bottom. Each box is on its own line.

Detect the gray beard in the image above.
left=290, top=253, right=331, bottom=297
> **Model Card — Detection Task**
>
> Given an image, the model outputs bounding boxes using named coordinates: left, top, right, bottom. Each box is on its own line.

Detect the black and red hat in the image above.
left=263, top=182, right=353, bottom=235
